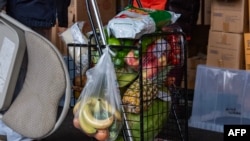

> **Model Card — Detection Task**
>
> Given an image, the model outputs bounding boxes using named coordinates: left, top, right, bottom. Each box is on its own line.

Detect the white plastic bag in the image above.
left=59, top=21, right=89, bottom=74
left=72, top=46, right=123, bottom=141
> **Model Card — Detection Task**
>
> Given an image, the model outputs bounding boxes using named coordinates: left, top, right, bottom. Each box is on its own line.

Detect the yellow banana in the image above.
left=82, top=102, right=114, bottom=129
left=78, top=107, right=97, bottom=134
left=85, top=97, right=122, bottom=121
left=100, top=100, right=122, bottom=121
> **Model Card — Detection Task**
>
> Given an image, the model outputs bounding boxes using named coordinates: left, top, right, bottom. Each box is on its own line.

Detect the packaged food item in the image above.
left=107, top=6, right=180, bottom=39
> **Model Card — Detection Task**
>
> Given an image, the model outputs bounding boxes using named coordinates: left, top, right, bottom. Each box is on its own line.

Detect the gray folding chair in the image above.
left=0, top=12, right=71, bottom=140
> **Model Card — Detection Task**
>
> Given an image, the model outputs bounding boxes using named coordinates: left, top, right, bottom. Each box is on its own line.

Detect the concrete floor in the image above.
left=40, top=107, right=223, bottom=141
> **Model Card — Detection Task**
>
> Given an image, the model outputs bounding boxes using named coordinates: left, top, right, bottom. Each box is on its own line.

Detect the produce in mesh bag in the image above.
left=125, top=99, right=170, bottom=141
left=122, top=78, right=158, bottom=113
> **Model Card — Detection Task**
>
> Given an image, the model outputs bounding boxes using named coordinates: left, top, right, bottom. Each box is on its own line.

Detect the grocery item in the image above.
left=73, top=98, right=122, bottom=138
left=122, top=78, right=158, bottom=113
left=125, top=38, right=168, bottom=79
left=126, top=99, right=170, bottom=141
left=73, top=47, right=123, bottom=141
left=107, top=6, right=180, bottom=39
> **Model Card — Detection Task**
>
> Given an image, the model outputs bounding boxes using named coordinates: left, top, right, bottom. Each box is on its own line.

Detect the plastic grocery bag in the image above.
left=60, top=21, right=89, bottom=75
left=72, top=46, right=123, bottom=141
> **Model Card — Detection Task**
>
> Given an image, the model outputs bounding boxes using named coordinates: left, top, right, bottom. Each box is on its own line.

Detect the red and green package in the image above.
left=107, top=6, right=180, bottom=39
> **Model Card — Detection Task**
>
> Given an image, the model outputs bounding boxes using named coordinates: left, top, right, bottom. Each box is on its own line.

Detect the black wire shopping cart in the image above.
left=67, top=0, right=189, bottom=140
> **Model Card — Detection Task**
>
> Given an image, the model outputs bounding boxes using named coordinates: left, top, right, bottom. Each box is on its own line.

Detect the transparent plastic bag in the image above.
left=72, top=47, right=123, bottom=141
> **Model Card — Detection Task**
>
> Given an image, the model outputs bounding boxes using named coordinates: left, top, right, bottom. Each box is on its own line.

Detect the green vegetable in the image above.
left=121, top=39, right=135, bottom=46
left=113, top=48, right=131, bottom=68
left=141, top=36, right=154, bottom=52
left=115, top=134, right=125, bottom=141
left=109, top=120, right=123, bottom=141
left=108, top=37, right=121, bottom=46
left=107, top=36, right=135, bottom=68
left=124, top=99, right=170, bottom=141
left=117, top=73, right=138, bottom=88
left=107, top=36, right=135, bottom=47
left=114, top=57, right=124, bottom=67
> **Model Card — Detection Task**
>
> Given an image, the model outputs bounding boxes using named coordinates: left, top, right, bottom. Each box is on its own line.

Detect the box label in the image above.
left=224, top=125, right=250, bottom=141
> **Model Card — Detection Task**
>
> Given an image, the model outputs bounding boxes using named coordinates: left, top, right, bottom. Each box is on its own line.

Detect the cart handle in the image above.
left=85, top=0, right=106, bottom=55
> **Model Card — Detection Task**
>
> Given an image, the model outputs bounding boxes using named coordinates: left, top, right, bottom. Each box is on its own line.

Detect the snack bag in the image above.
left=72, top=46, right=123, bottom=141
left=107, top=6, right=180, bottom=39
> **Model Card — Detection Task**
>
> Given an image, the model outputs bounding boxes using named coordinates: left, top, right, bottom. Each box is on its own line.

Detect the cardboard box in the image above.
left=244, top=33, right=250, bottom=70
left=197, top=0, right=212, bottom=25
left=206, top=30, right=244, bottom=69
left=187, top=69, right=196, bottom=90
left=249, top=0, right=250, bottom=31
left=210, top=0, right=248, bottom=33
left=187, top=56, right=207, bottom=89
left=187, top=56, right=206, bottom=69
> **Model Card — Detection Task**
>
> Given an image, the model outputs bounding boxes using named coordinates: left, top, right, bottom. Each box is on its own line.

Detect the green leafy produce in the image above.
left=125, top=99, right=170, bottom=141
left=108, top=37, right=121, bottom=46
left=117, top=73, right=138, bottom=88
left=107, top=37, right=135, bottom=68
left=141, top=36, right=155, bottom=52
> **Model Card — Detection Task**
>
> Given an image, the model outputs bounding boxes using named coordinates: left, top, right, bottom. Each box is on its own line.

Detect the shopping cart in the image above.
left=67, top=0, right=189, bottom=140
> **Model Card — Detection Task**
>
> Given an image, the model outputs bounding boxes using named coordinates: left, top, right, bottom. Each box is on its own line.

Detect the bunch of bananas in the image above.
left=73, top=98, right=122, bottom=141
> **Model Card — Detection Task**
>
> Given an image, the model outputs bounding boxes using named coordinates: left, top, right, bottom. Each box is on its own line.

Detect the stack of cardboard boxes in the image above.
left=187, top=0, right=249, bottom=89
left=244, top=2, right=250, bottom=70
left=206, top=0, right=248, bottom=69
left=187, top=55, right=206, bottom=89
